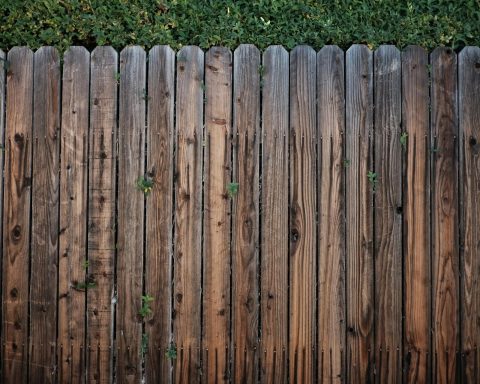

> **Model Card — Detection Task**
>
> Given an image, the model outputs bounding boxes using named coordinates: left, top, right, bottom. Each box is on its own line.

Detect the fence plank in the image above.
left=203, top=46, right=232, bottom=383
left=289, top=45, right=316, bottom=383
left=29, top=47, right=61, bottom=384
left=373, top=45, right=402, bottom=383
left=402, top=45, right=431, bottom=384
left=260, top=45, right=289, bottom=384
left=144, top=45, right=175, bottom=384
left=116, top=46, right=146, bottom=383
left=231, top=44, right=260, bottom=384
left=173, top=46, right=204, bottom=384
left=58, top=46, right=90, bottom=383
left=317, top=45, right=346, bottom=383
left=431, top=47, right=459, bottom=384
left=2, top=47, right=33, bottom=384
left=87, top=46, right=118, bottom=384
left=345, top=44, right=374, bottom=384
left=459, top=46, right=480, bottom=383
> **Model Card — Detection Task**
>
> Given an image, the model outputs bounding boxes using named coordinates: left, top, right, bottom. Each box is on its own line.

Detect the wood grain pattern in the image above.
left=145, top=45, right=175, bottom=384
left=2, top=47, right=33, bottom=384
left=173, top=46, right=204, bottom=384
left=345, top=44, right=374, bottom=384
left=373, top=45, right=402, bottom=383
left=87, top=46, right=118, bottom=384
left=231, top=44, right=260, bottom=384
left=402, top=45, right=431, bottom=384
left=203, top=46, right=232, bottom=383
left=317, top=45, right=346, bottom=383
left=116, top=46, right=146, bottom=384
left=58, top=47, right=90, bottom=383
left=260, top=45, right=289, bottom=384
left=459, top=46, right=480, bottom=384
left=431, top=47, right=459, bottom=384
left=289, top=45, right=316, bottom=384
left=29, top=47, right=61, bottom=384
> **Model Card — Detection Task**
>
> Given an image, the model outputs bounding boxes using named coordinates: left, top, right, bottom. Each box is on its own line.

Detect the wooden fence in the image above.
left=0, top=44, right=479, bottom=383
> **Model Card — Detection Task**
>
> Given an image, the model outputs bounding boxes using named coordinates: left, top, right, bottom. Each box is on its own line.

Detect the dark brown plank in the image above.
left=173, top=46, right=204, bottom=384
left=459, top=46, right=480, bottom=383
left=373, top=45, right=402, bottom=383
left=203, top=46, right=232, bottom=383
left=87, top=46, right=118, bottom=384
left=58, top=46, right=90, bottom=383
left=317, top=45, right=346, bottom=383
left=231, top=44, right=260, bottom=384
left=144, top=45, right=175, bottom=384
left=402, top=45, right=431, bottom=384
left=289, top=45, right=316, bottom=383
left=345, top=44, right=374, bottom=384
left=29, top=47, right=61, bottom=384
left=116, top=46, right=146, bottom=383
left=2, top=47, right=33, bottom=384
left=430, top=47, right=459, bottom=384
left=260, top=45, right=289, bottom=384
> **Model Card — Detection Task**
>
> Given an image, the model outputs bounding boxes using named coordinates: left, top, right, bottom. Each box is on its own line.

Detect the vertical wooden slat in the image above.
left=2, top=47, right=33, bottom=384
left=317, top=45, right=346, bottom=383
left=289, top=45, right=316, bottom=383
left=431, top=47, right=459, bottom=384
left=402, top=45, right=431, bottom=384
left=116, top=46, right=146, bottom=383
left=460, top=46, right=480, bottom=384
left=260, top=45, right=289, bottom=384
left=145, top=45, right=175, bottom=384
left=203, top=46, right=232, bottom=383
left=29, top=46, right=61, bottom=384
left=58, top=46, right=90, bottom=383
left=87, top=46, right=117, bottom=384
left=173, top=46, right=204, bottom=384
left=231, top=44, right=260, bottom=384
left=345, top=44, right=374, bottom=384
left=373, top=45, right=402, bottom=383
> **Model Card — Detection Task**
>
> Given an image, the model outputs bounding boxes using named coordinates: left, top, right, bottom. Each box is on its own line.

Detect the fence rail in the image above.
left=0, top=44, right=479, bottom=383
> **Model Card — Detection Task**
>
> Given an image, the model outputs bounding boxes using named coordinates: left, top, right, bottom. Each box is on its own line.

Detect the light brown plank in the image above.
left=231, top=44, right=260, bottom=384
left=260, top=45, right=289, bottom=384
left=58, top=46, right=90, bottom=383
left=29, top=46, right=61, bottom=384
left=203, top=46, right=232, bottom=383
left=144, top=45, right=175, bottom=384
left=116, top=46, right=146, bottom=384
left=87, top=46, right=118, bottom=384
left=173, top=46, right=204, bottom=384
left=459, top=46, right=480, bottom=383
left=402, top=45, right=431, bottom=384
left=2, top=47, right=33, bottom=384
left=373, top=45, right=402, bottom=383
left=317, top=45, right=346, bottom=383
left=289, top=45, right=316, bottom=383
left=431, top=47, right=459, bottom=384
left=345, top=44, right=374, bottom=384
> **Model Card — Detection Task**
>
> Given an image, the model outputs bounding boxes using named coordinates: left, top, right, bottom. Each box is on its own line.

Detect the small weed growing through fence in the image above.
left=139, top=294, right=154, bottom=318
left=400, top=132, right=408, bottom=150
left=114, top=72, right=120, bottom=84
left=367, top=171, right=377, bottom=191
left=136, top=175, right=154, bottom=195
left=343, top=159, right=351, bottom=168
left=227, top=182, right=239, bottom=198
left=73, top=280, right=96, bottom=291
left=142, top=88, right=150, bottom=101
left=82, top=260, right=89, bottom=270
left=165, top=343, right=177, bottom=360
left=141, top=333, right=148, bottom=357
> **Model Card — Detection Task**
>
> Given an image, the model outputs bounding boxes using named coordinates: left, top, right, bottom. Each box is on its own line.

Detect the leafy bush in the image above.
left=1, top=0, right=479, bottom=52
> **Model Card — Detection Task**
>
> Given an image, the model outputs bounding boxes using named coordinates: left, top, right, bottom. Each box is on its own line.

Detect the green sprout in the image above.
left=114, top=72, right=120, bottom=83
left=165, top=343, right=177, bottom=360
left=400, top=132, right=408, bottom=150
left=343, top=159, right=351, bottom=168
left=136, top=175, right=154, bottom=195
left=226, top=182, right=239, bottom=198
left=73, top=279, right=96, bottom=291
left=367, top=171, right=378, bottom=191
left=139, top=294, right=154, bottom=318
left=82, top=260, right=89, bottom=270
left=141, top=333, right=148, bottom=357
left=142, top=88, right=150, bottom=101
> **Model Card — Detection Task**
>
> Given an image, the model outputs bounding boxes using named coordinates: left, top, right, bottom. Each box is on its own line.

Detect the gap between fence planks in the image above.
left=0, top=44, right=479, bottom=383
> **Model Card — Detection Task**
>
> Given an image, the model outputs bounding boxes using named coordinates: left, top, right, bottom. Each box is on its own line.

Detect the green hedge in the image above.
left=1, top=0, right=479, bottom=52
